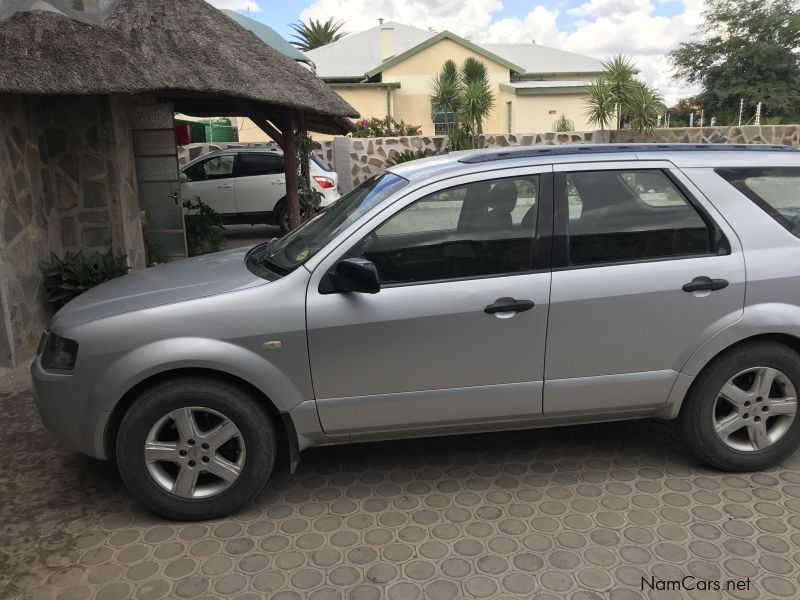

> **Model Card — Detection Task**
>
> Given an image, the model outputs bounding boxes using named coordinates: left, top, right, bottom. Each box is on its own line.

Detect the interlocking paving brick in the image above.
left=4, top=389, right=800, bottom=599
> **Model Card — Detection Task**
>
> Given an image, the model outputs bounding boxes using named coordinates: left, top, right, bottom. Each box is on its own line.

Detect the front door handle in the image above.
left=218, top=184, right=233, bottom=189
left=484, top=297, right=535, bottom=314
left=682, top=276, right=729, bottom=292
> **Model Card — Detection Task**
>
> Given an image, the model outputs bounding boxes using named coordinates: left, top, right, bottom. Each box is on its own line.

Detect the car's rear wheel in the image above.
left=116, top=377, right=275, bottom=520
left=275, top=200, right=307, bottom=234
left=678, top=341, right=800, bottom=471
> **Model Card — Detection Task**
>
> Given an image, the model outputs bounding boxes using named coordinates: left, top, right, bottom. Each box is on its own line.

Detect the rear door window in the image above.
left=559, top=169, right=718, bottom=266
left=716, top=168, right=800, bottom=238
left=237, top=153, right=284, bottom=177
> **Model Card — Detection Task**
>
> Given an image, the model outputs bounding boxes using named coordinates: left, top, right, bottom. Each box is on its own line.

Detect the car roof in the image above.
left=387, top=143, right=800, bottom=183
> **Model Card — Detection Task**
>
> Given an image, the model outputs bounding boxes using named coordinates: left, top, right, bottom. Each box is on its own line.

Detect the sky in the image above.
left=206, top=0, right=706, bottom=105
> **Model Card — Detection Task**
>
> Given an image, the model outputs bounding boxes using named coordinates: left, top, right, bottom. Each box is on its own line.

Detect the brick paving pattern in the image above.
left=2, top=389, right=800, bottom=599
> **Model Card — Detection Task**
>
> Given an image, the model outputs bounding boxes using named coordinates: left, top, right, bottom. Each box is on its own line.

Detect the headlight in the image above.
left=40, top=331, right=79, bottom=373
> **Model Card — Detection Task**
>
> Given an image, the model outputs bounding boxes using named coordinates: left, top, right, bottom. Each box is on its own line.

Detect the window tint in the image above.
left=183, top=155, right=235, bottom=182
left=716, top=168, right=800, bottom=238
left=311, top=154, right=334, bottom=172
left=562, top=169, right=712, bottom=266
left=359, top=175, right=539, bottom=285
left=238, top=153, right=283, bottom=177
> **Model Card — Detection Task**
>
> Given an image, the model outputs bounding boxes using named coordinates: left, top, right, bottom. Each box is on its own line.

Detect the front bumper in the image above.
left=31, top=356, right=111, bottom=460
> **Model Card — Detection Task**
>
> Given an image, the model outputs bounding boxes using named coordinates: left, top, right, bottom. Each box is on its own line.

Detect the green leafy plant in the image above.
left=352, top=116, right=423, bottom=138
left=386, top=148, right=439, bottom=166
left=42, top=249, right=128, bottom=308
left=299, top=186, right=324, bottom=213
left=183, top=197, right=225, bottom=257
left=289, top=17, right=346, bottom=51
left=552, top=114, right=575, bottom=132
left=146, top=242, right=170, bottom=267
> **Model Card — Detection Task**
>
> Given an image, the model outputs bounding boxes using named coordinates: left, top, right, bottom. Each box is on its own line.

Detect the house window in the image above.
left=432, top=107, right=457, bottom=136
left=506, top=101, right=513, bottom=133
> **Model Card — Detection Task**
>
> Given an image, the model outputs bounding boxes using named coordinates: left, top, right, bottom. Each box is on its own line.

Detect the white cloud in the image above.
left=299, top=0, right=705, bottom=104
left=299, top=0, right=502, bottom=40
left=205, top=0, right=261, bottom=12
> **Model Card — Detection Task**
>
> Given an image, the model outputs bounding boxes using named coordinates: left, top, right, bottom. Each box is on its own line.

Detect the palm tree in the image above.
left=602, top=54, right=638, bottom=129
left=430, top=58, right=494, bottom=147
left=584, top=76, right=615, bottom=131
left=289, top=18, right=346, bottom=51
left=460, top=57, right=494, bottom=136
left=625, top=81, right=663, bottom=134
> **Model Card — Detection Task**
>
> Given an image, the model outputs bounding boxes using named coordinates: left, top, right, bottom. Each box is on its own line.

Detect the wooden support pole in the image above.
left=280, top=109, right=301, bottom=231
left=297, top=110, right=311, bottom=192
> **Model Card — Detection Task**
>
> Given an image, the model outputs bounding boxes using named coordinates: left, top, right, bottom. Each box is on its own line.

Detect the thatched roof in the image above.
left=0, top=0, right=359, bottom=134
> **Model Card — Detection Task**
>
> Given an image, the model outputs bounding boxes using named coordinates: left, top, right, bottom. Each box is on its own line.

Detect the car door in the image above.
left=543, top=161, right=746, bottom=416
left=181, top=154, right=237, bottom=214
left=233, top=153, right=285, bottom=215
left=306, top=167, right=553, bottom=435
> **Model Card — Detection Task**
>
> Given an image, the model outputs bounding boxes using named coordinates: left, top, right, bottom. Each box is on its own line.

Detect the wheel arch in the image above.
left=664, top=332, right=800, bottom=419
left=104, top=367, right=300, bottom=473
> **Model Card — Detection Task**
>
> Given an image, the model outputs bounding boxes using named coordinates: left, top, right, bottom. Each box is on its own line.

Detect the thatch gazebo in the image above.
left=0, top=0, right=358, bottom=367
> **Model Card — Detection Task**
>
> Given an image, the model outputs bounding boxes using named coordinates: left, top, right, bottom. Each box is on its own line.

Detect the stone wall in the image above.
left=0, top=94, right=146, bottom=366
left=176, top=124, right=800, bottom=196
left=612, top=125, right=800, bottom=146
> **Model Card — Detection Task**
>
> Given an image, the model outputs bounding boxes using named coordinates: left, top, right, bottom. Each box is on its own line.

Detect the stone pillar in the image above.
left=332, top=136, right=353, bottom=194
left=130, top=101, right=187, bottom=260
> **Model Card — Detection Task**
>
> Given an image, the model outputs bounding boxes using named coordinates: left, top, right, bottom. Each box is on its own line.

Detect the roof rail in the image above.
left=458, top=143, right=797, bottom=164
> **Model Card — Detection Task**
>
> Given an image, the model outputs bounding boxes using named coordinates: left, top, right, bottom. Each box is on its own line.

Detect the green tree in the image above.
left=669, top=0, right=800, bottom=123
left=625, top=82, right=663, bottom=134
left=289, top=18, right=346, bottom=51
left=429, top=58, right=494, bottom=148
left=585, top=54, right=662, bottom=134
left=603, top=55, right=639, bottom=130
left=584, top=76, right=615, bottom=131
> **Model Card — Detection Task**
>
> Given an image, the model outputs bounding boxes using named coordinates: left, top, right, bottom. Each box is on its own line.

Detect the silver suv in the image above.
left=33, top=144, right=800, bottom=519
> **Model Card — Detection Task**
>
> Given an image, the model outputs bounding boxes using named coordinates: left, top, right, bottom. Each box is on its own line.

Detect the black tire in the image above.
left=678, top=341, right=800, bottom=471
left=274, top=200, right=306, bottom=234
left=116, top=377, right=275, bottom=520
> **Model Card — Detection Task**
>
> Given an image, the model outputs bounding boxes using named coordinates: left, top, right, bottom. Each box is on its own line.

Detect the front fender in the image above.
left=90, top=337, right=308, bottom=413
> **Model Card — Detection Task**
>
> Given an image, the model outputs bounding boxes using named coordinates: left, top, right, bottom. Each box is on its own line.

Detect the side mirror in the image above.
left=330, top=258, right=380, bottom=294
left=180, top=173, right=188, bottom=183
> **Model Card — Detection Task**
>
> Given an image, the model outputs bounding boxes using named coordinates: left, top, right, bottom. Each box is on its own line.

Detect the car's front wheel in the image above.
left=679, top=341, right=800, bottom=471
left=275, top=200, right=308, bottom=234
left=116, top=377, right=275, bottom=520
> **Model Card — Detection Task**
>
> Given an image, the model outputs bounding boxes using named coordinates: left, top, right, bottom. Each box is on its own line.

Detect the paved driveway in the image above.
left=2, top=388, right=800, bottom=600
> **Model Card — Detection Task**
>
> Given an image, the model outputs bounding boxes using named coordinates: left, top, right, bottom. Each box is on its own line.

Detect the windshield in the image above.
left=262, top=172, right=409, bottom=273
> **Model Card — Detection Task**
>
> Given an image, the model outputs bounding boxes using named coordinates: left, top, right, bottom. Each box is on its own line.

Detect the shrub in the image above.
left=353, top=116, right=423, bottom=138
left=386, top=148, right=439, bottom=166
left=183, top=197, right=225, bottom=256
left=42, top=249, right=128, bottom=308
left=552, top=114, right=575, bottom=132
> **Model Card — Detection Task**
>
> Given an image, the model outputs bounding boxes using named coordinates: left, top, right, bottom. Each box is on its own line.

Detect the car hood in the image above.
left=52, top=247, right=268, bottom=330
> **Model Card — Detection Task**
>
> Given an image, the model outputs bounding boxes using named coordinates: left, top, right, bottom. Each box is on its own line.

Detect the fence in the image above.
left=177, top=124, right=800, bottom=192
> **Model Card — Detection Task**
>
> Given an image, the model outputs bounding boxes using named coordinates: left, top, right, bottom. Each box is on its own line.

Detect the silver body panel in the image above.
left=31, top=145, right=800, bottom=461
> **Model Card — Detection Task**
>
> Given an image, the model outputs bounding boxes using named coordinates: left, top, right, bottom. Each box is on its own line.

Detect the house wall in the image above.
left=0, top=94, right=145, bottom=367
left=382, top=38, right=514, bottom=136
left=506, top=92, right=594, bottom=134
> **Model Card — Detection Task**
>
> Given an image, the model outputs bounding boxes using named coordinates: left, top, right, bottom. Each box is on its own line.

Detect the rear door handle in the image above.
left=682, top=276, right=729, bottom=292
left=484, top=297, right=535, bottom=314
left=218, top=184, right=233, bottom=189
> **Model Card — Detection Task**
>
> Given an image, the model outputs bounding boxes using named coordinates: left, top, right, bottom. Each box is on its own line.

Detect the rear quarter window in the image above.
left=716, top=167, right=800, bottom=238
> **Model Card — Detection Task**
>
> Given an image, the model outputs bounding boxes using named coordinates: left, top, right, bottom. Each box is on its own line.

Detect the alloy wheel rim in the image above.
left=144, top=407, right=246, bottom=499
left=712, top=366, right=798, bottom=452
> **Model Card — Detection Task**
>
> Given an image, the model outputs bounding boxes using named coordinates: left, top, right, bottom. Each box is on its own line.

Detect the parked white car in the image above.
left=180, top=148, right=339, bottom=232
